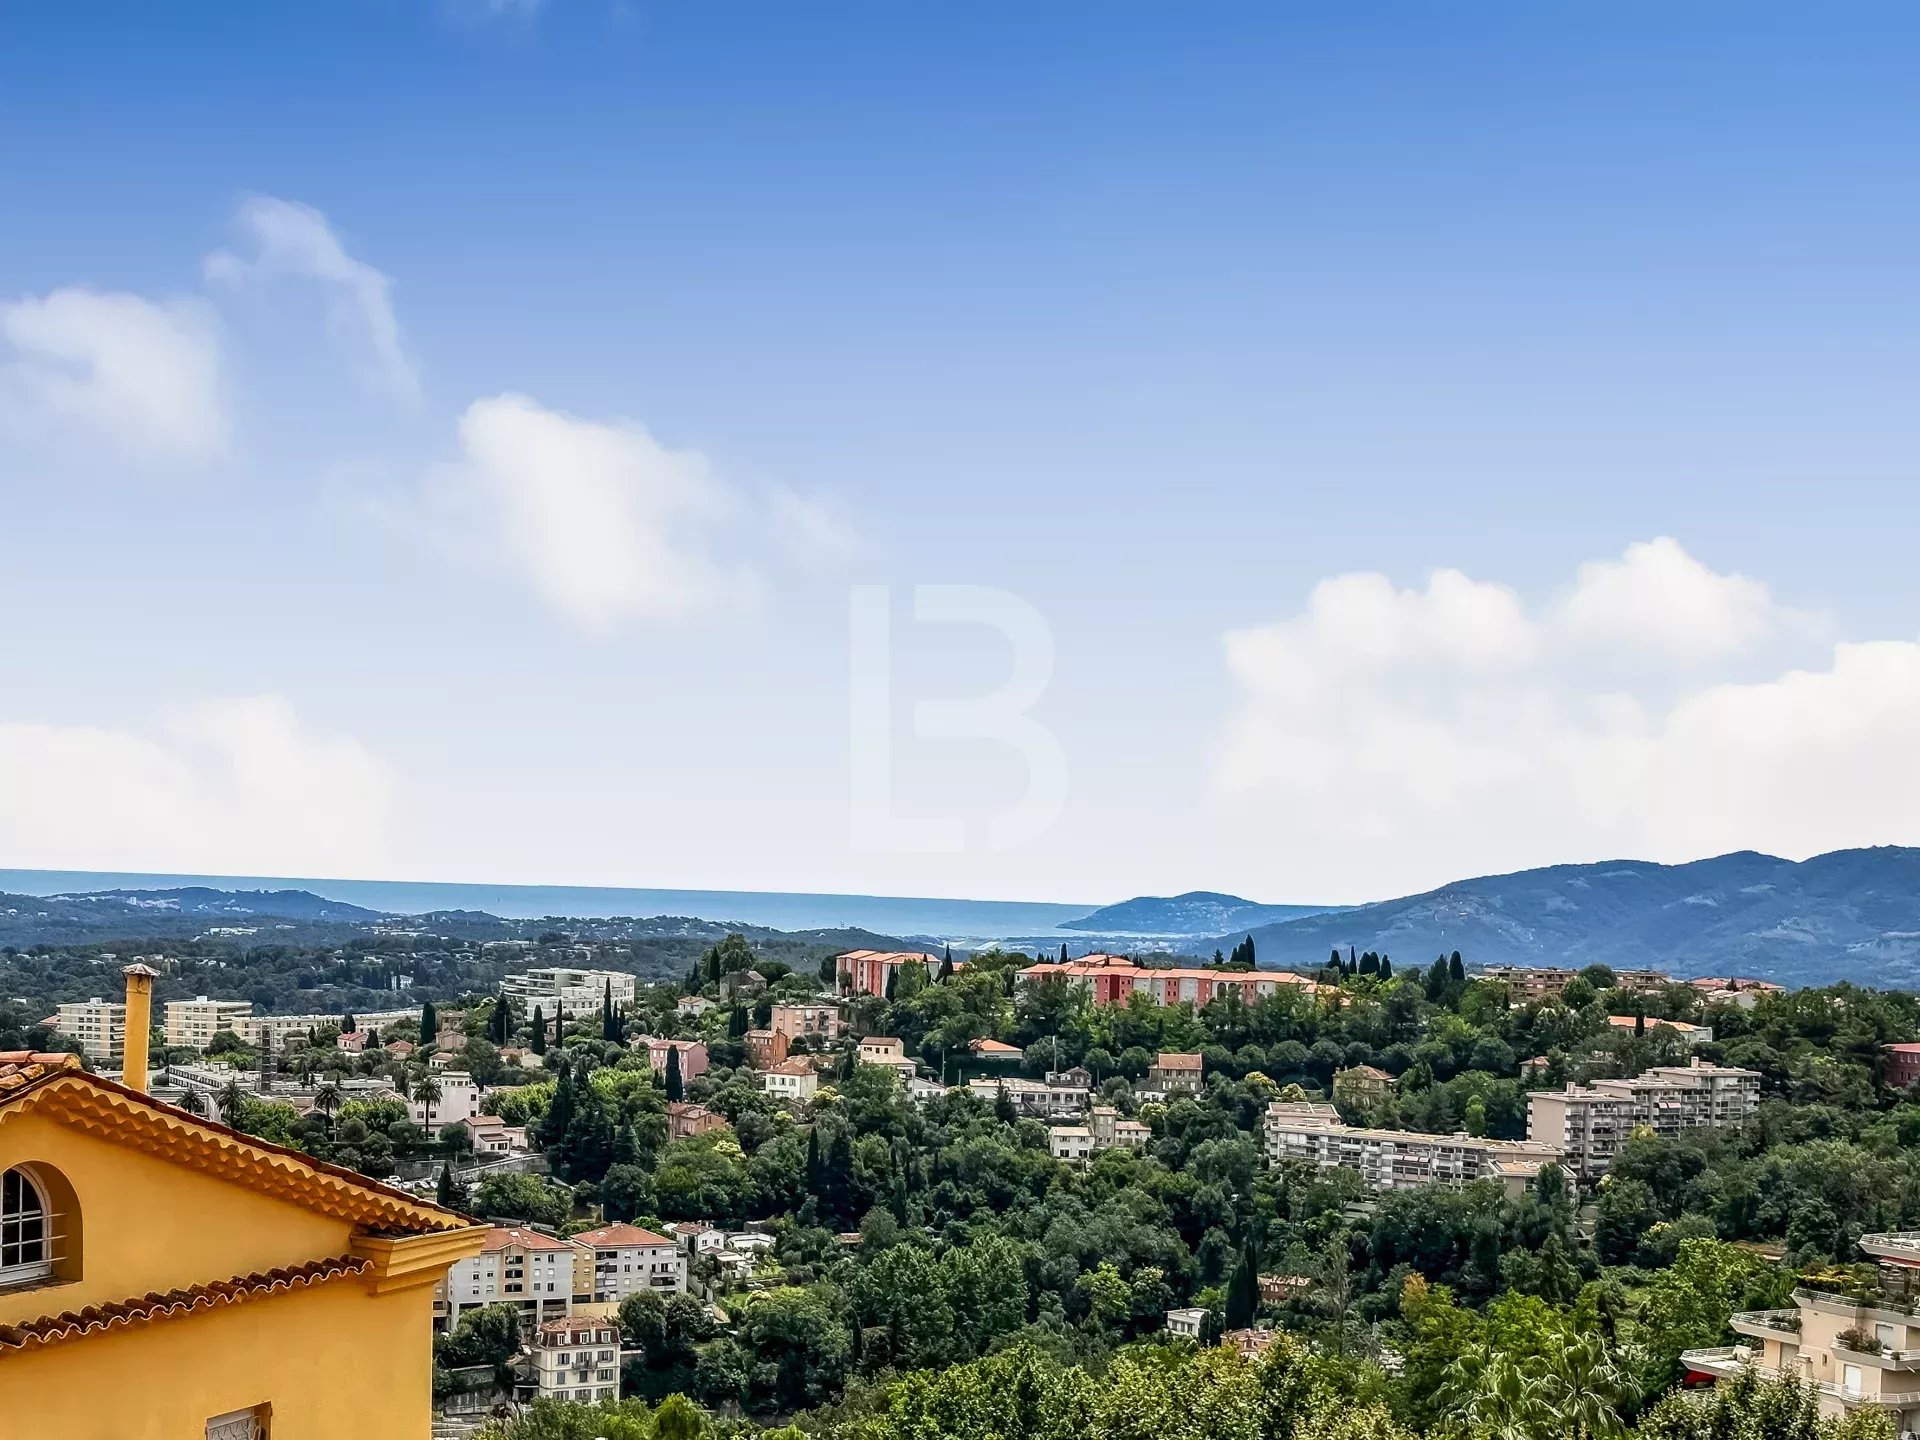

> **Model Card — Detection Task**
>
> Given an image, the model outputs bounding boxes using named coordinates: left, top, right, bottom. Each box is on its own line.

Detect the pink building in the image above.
left=1017, top=954, right=1319, bottom=1009
left=835, top=950, right=943, bottom=997
left=634, top=1036, right=709, bottom=1082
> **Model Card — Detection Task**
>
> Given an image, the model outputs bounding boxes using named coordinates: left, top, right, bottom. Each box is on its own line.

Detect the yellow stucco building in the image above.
left=0, top=964, right=486, bottom=1439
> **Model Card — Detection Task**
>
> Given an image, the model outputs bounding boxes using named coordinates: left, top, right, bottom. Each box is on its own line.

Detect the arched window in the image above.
left=1, top=1166, right=52, bottom=1286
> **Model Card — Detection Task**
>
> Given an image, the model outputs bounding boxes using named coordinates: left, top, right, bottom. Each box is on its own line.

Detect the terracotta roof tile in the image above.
left=0, top=1255, right=368, bottom=1354
left=572, top=1222, right=675, bottom=1248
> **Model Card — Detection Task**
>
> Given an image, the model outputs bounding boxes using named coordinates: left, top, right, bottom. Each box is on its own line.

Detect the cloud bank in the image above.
left=0, top=696, right=393, bottom=876
left=1218, top=538, right=1918, bottom=898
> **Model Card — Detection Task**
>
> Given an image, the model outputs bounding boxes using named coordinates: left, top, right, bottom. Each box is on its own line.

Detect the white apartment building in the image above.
left=411, top=1071, right=482, bottom=1129
left=530, top=1316, right=621, bottom=1405
left=436, top=1226, right=584, bottom=1332
left=762, top=1059, right=820, bottom=1102
left=1165, top=1307, right=1208, bottom=1340
left=1264, top=1101, right=1563, bottom=1197
left=234, top=1009, right=414, bottom=1050
left=54, top=998, right=126, bottom=1064
left=163, top=997, right=255, bottom=1051
left=1526, top=1058, right=1762, bottom=1178
left=1049, top=1125, right=1096, bottom=1164
left=968, top=1067, right=1092, bottom=1118
left=572, top=1223, right=685, bottom=1302
left=501, top=967, right=637, bottom=1012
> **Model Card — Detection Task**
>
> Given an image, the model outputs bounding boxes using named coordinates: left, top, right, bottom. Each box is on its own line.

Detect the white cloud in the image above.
left=206, top=195, right=419, bottom=403
left=1217, top=539, right=1920, bottom=898
left=0, top=696, right=392, bottom=876
left=411, top=393, right=852, bottom=633
left=0, top=287, right=226, bottom=460
left=1556, top=535, right=1800, bottom=660
left=422, top=393, right=749, bottom=632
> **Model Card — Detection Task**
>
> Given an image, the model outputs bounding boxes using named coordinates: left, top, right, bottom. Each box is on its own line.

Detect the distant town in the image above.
left=10, top=924, right=1920, bottom=1437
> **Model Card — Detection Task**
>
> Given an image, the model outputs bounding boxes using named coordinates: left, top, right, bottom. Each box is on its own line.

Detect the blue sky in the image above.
left=4, top=2, right=1920, bottom=906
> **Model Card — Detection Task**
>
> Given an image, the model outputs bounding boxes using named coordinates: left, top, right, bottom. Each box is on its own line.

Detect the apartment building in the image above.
left=1885, top=1043, right=1920, bottom=1091
left=162, top=996, right=254, bottom=1050
left=1049, top=1125, right=1096, bottom=1164
left=1525, top=1058, right=1762, bottom=1178
left=234, top=1009, right=414, bottom=1050
left=1263, top=1101, right=1563, bottom=1197
left=835, top=949, right=942, bottom=997
left=857, top=1036, right=919, bottom=1083
left=530, top=1317, right=621, bottom=1405
left=1683, top=1230, right=1920, bottom=1432
left=666, top=1101, right=729, bottom=1141
left=770, top=1003, right=845, bottom=1042
left=1477, top=966, right=1577, bottom=1001
left=745, top=1029, right=790, bottom=1069
left=633, top=1037, right=709, bottom=1082
left=437, top=1226, right=584, bottom=1332
left=1333, top=1065, right=1395, bottom=1110
left=968, top=1067, right=1093, bottom=1118
left=1606, top=1014, right=1713, bottom=1047
left=501, top=967, right=638, bottom=1012
left=1090, top=1105, right=1150, bottom=1151
left=1148, top=1052, right=1204, bottom=1095
left=1165, top=1307, right=1208, bottom=1340
left=571, top=1222, right=685, bottom=1302
left=52, top=998, right=126, bottom=1064
left=762, top=1059, right=820, bottom=1101
left=1016, top=953, right=1319, bottom=1008
left=411, top=1071, right=483, bottom=1129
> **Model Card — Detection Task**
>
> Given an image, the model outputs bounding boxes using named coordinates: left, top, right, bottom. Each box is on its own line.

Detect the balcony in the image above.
left=1796, top=1287, right=1920, bottom=1321
left=1730, top=1309, right=1801, bottom=1341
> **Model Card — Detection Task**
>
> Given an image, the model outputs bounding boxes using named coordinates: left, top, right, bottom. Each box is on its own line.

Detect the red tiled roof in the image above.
left=969, top=1039, right=1021, bottom=1055
left=480, top=1226, right=578, bottom=1254
left=1155, top=1053, right=1204, bottom=1068
left=0, top=1255, right=369, bottom=1354
left=573, top=1222, right=675, bottom=1248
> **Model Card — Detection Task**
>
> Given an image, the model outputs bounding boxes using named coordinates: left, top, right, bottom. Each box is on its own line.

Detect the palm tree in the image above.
left=312, top=1082, right=343, bottom=1128
left=414, top=1074, right=443, bottom=1137
left=178, top=1087, right=209, bottom=1118
left=216, top=1078, right=247, bottom=1128
left=1540, top=1331, right=1631, bottom=1440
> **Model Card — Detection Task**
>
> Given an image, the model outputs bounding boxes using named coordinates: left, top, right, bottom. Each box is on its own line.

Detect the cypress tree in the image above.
left=436, top=1160, right=466, bottom=1211
left=1224, top=1238, right=1259, bottom=1330
left=343, top=1012, right=356, bottom=1036
left=529, top=1005, right=547, bottom=1055
left=938, top=947, right=954, bottom=983
left=728, top=1006, right=749, bottom=1039
left=421, top=1001, right=438, bottom=1046
left=806, top=1126, right=823, bottom=1194
left=603, top=981, right=619, bottom=1042
left=665, top=1044, right=684, bottom=1103
left=1379, top=956, right=1392, bottom=980
left=613, top=1124, right=640, bottom=1167
left=563, top=1058, right=613, bottom=1183
left=1448, top=951, right=1465, bottom=984
left=1059, top=942, right=1069, bottom=963
left=543, top=1062, right=577, bottom=1172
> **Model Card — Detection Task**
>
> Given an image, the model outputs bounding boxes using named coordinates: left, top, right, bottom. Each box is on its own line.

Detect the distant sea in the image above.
left=0, top=868, right=1098, bottom=944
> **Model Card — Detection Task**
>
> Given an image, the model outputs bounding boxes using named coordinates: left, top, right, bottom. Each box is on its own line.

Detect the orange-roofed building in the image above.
left=571, top=1221, right=685, bottom=1302
left=835, top=949, right=946, bottom=997
left=0, top=965, right=486, bottom=1440
left=1018, top=954, right=1320, bottom=1009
